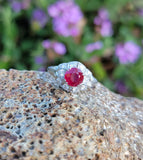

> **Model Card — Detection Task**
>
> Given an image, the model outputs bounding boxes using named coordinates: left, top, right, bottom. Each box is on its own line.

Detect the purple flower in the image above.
left=100, top=20, right=113, bottom=37
left=48, top=3, right=61, bottom=18
left=94, top=8, right=113, bottom=37
left=42, top=40, right=51, bottom=49
left=35, top=56, right=44, bottom=65
left=94, top=17, right=102, bottom=25
left=9, top=0, right=31, bottom=12
left=52, top=42, right=66, bottom=55
left=98, top=8, right=109, bottom=20
left=42, top=40, right=66, bottom=55
left=21, top=0, right=31, bottom=10
left=115, top=41, right=141, bottom=64
left=10, top=1, right=22, bottom=12
left=48, top=1, right=83, bottom=37
left=138, top=9, right=143, bottom=16
left=52, top=18, right=70, bottom=37
left=86, top=41, right=103, bottom=53
left=115, top=81, right=128, bottom=94
left=32, top=9, right=48, bottom=28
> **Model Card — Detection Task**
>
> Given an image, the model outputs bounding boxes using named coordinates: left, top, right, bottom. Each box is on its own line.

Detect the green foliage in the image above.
left=75, top=0, right=101, bottom=11
left=92, top=62, right=107, bottom=81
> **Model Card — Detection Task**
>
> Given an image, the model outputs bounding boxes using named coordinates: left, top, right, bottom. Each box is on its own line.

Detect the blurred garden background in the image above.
left=0, top=0, right=143, bottom=99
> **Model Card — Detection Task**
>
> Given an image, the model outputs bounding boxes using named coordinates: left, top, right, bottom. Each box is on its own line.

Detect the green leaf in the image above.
left=14, top=63, right=27, bottom=70
left=105, top=0, right=131, bottom=20
left=0, top=61, right=10, bottom=69
left=103, top=78, right=115, bottom=91
left=91, top=62, right=107, bottom=81
left=21, top=40, right=34, bottom=51
left=75, top=0, right=101, bottom=11
left=113, top=65, right=127, bottom=79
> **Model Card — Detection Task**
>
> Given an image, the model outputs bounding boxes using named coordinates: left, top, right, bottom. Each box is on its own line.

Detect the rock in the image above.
left=0, top=69, right=143, bottom=160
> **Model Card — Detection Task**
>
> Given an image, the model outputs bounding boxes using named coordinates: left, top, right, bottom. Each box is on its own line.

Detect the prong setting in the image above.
left=47, top=61, right=97, bottom=92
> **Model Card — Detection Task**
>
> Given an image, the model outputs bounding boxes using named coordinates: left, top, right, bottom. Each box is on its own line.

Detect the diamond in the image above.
left=64, top=68, right=84, bottom=87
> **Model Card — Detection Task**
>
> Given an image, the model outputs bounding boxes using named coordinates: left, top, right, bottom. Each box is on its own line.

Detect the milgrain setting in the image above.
left=47, top=61, right=97, bottom=93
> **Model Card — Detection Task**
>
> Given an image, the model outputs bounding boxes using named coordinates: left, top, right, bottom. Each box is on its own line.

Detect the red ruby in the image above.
left=64, top=68, right=84, bottom=87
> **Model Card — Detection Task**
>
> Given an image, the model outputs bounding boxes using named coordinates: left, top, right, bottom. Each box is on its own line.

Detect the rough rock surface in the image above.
left=0, top=69, right=143, bottom=160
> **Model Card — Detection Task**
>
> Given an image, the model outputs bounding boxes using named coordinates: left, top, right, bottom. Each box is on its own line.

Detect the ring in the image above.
left=47, top=61, right=97, bottom=92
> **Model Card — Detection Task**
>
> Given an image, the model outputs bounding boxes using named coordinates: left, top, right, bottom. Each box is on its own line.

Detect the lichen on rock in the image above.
left=0, top=68, right=143, bottom=160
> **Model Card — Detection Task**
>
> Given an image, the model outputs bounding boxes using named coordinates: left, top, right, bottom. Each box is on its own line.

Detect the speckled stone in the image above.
left=0, top=69, right=143, bottom=160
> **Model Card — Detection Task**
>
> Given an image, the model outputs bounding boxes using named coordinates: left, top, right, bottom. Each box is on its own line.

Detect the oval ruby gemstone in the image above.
left=64, top=68, right=84, bottom=87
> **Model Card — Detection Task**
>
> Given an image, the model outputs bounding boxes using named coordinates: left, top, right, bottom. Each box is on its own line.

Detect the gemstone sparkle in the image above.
left=64, top=68, right=84, bottom=87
